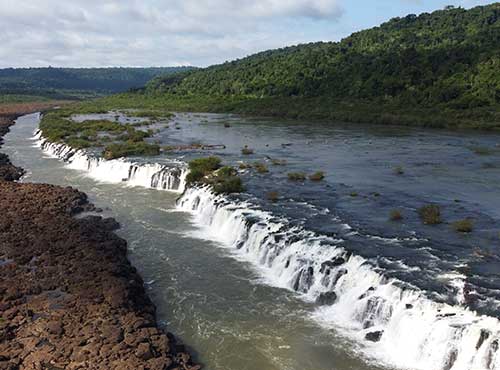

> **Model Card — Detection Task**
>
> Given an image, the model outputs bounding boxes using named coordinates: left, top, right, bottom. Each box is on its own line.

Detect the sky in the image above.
left=0, top=0, right=496, bottom=68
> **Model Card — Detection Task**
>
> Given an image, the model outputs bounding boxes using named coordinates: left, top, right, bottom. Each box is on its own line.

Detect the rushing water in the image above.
left=4, top=112, right=500, bottom=370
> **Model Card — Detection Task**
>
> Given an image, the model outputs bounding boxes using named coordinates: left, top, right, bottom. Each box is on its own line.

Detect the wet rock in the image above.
left=365, top=331, right=383, bottom=342
left=437, top=313, right=456, bottom=318
left=331, top=268, right=348, bottom=287
left=316, top=292, right=337, bottom=305
left=358, top=287, right=375, bottom=300
left=443, top=349, right=458, bottom=370
left=487, top=340, right=499, bottom=369
left=476, top=329, right=490, bottom=350
left=359, top=296, right=391, bottom=329
left=293, top=266, right=314, bottom=292
left=320, top=257, right=346, bottom=273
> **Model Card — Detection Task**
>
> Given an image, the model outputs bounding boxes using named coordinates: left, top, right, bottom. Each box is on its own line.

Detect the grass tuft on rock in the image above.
left=389, top=209, right=403, bottom=221
left=288, top=172, right=306, bottom=181
left=309, top=171, right=325, bottom=181
left=241, top=146, right=254, bottom=155
left=271, top=159, right=287, bottom=166
left=418, top=204, right=442, bottom=225
left=254, top=162, right=269, bottom=174
left=452, top=219, right=473, bottom=233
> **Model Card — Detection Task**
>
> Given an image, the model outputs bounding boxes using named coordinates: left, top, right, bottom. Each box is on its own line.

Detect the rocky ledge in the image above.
left=0, top=107, right=199, bottom=369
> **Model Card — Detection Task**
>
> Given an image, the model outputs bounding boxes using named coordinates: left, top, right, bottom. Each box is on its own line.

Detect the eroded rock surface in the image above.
left=0, top=108, right=200, bottom=369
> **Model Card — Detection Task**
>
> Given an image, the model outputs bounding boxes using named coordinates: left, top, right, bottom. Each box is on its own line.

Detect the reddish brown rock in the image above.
left=0, top=106, right=200, bottom=369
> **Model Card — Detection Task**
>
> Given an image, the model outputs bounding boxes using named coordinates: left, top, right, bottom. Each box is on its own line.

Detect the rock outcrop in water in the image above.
left=0, top=108, right=199, bottom=369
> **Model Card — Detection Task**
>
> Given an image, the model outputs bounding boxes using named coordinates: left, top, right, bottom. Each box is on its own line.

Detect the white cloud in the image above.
left=0, top=0, right=343, bottom=68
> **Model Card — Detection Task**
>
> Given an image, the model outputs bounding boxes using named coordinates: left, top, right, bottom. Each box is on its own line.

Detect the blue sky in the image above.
left=0, top=0, right=496, bottom=68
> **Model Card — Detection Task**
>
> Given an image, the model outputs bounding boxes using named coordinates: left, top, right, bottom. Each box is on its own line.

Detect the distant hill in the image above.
left=135, top=3, right=499, bottom=129
left=0, top=67, right=195, bottom=100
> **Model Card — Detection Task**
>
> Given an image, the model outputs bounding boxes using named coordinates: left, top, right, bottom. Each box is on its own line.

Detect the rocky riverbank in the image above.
left=0, top=106, right=199, bottom=370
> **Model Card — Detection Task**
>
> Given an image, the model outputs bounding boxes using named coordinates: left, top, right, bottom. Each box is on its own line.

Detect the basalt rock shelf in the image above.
left=0, top=110, right=199, bottom=370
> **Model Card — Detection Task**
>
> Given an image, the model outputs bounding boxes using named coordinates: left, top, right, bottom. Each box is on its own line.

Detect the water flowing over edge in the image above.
left=34, top=127, right=500, bottom=370
left=34, top=129, right=188, bottom=193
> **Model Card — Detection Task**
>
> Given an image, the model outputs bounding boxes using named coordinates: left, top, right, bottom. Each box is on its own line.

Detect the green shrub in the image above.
left=309, top=171, right=325, bottom=181
left=189, top=156, right=222, bottom=173
left=350, top=192, right=358, bottom=197
left=254, top=162, right=269, bottom=173
left=103, top=142, right=160, bottom=160
left=389, top=209, right=403, bottom=221
left=418, top=204, right=442, bottom=225
left=186, top=157, right=222, bottom=184
left=239, top=162, right=252, bottom=169
left=271, top=159, right=287, bottom=166
left=217, top=166, right=237, bottom=178
left=117, top=128, right=151, bottom=143
left=185, top=169, right=205, bottom=184
left=132, top=109, right=173, bottom=120
left=288, top=172, right=306, bottom=181
left=452, top=219, right=473, bottom=233
left=213, top=176, right=245, bottom=194
left=65, top=137, right=93, bottom=149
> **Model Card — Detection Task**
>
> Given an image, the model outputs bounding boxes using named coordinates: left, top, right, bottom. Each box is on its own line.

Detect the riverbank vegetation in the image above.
left=100, top=3, right=500, bottom=130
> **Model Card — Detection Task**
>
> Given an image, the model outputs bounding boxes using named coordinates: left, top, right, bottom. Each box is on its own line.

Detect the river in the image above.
left=4, top=112, right=500, bottom=370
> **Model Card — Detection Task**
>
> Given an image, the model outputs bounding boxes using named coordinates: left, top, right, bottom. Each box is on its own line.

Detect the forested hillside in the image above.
left=0, top=67, right=194, bottom=100
left=135, top=3, right=499, bottom=129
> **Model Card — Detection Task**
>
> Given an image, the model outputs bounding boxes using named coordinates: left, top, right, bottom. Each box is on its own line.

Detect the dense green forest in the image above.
left=118, top=3, right=499, bottom=129
left=0, top=67, right=194, bottom=100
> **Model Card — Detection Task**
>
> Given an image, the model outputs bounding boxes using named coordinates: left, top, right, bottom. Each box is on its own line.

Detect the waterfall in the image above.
left=34, top=130, right=187, bottom=193
left=33, top=127, right=500, bottom=370
left=177, top=185, right=500, bottom=370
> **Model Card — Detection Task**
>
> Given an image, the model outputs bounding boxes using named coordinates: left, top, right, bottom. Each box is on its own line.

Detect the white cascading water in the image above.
left=34, top=128, right=500, bottom=370
left=177, top=185, right=500, bottom=370
left=34, top=130, right=187, bottom=193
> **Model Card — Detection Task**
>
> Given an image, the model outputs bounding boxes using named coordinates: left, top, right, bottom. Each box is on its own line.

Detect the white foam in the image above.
left=177, top=185, right=500, bottom=370
left=35, top=130, right=187, bottom=193
left=35, top=127, right=500, bottom=370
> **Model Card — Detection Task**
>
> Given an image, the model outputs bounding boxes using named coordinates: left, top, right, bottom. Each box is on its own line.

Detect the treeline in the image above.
left=146, top=4, right=499, bottom=114
left=0, top=67, right=195, bottom=100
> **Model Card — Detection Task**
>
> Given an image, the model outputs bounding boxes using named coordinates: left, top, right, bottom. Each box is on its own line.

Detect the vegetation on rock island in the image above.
left=39, top=107, right=167, bottom=157
left=186, top=157, right=244, bottom=194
